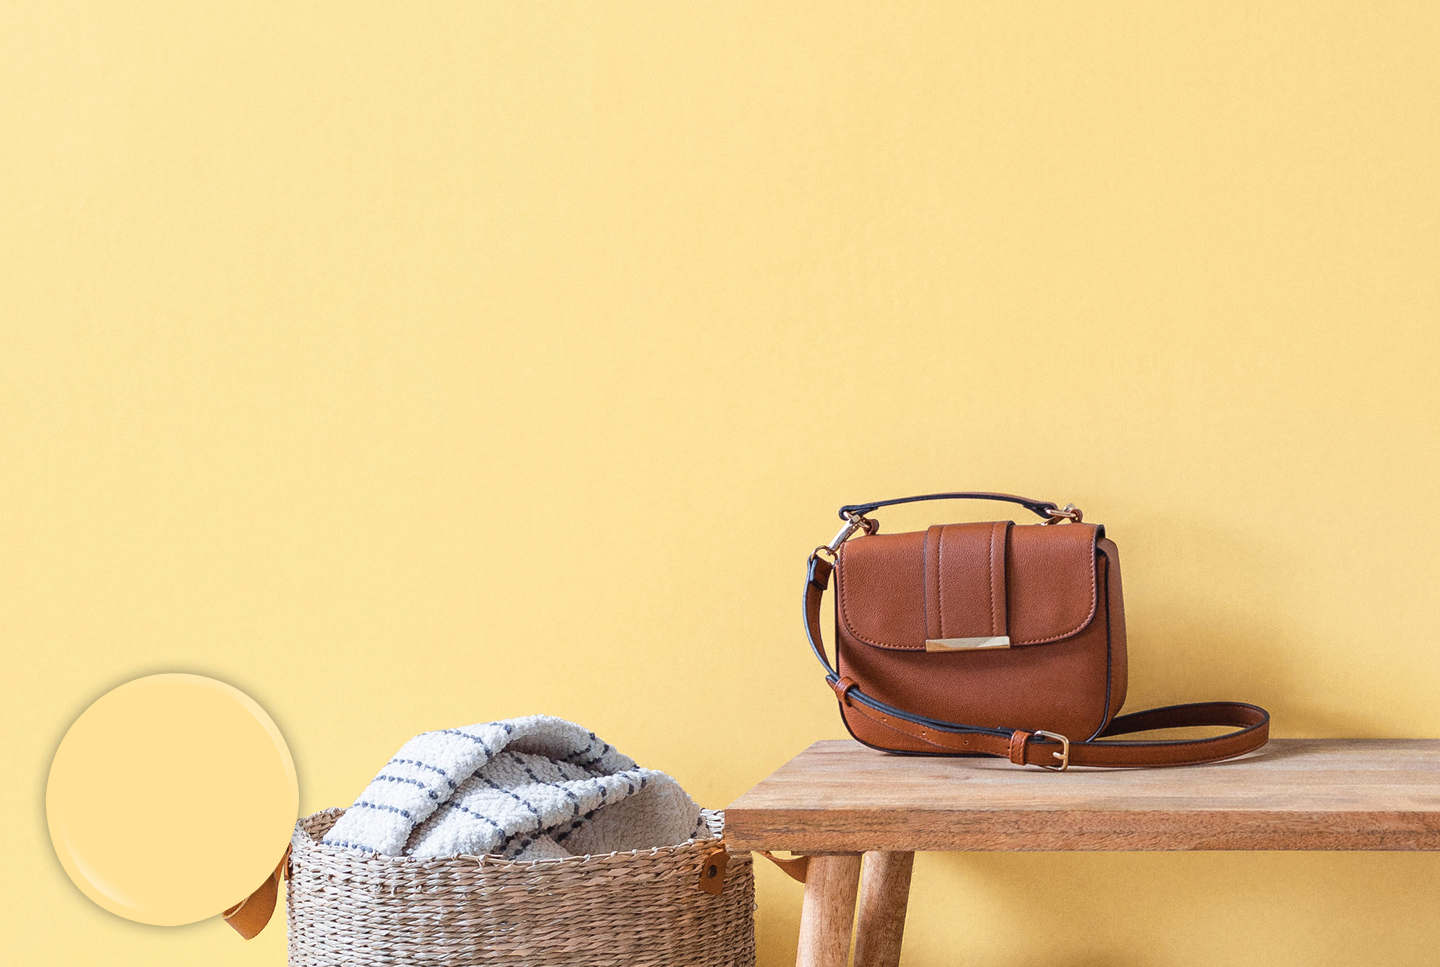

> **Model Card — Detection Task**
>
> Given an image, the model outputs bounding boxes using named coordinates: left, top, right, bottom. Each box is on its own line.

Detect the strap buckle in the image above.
left=1032, top=731, right=1070, bottom=771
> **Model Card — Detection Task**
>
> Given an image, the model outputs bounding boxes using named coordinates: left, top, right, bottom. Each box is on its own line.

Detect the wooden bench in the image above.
left=724, top=738, right=1440, bottom=967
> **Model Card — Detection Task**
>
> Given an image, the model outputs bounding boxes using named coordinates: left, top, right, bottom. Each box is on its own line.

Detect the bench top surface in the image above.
left=723, top=738, right=1440, bottom=852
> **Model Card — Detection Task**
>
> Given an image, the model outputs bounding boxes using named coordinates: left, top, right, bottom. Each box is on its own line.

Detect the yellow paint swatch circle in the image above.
left=46, top=674, right=298, bottom=926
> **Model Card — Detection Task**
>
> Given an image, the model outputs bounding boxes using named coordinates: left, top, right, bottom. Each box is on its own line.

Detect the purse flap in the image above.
left=835, top=521, right=1101, bottom=650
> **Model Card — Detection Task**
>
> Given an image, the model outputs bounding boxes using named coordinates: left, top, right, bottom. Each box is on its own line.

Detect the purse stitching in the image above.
left=846, top=701, right=966, bottom=752
left=988, top=522, right=999, bottom=636
left=937, top=525, right=946, bottom=639
left=1087, top=552, right=1115, bottom=741
left=920, top=529, right=930, bottom=643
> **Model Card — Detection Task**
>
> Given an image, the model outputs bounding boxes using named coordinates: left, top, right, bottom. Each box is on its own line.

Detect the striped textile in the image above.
left=322, top=715, right=709, bottom=859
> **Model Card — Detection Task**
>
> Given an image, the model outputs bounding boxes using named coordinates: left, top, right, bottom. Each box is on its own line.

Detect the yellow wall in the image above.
left=4, top=3, right=1438, bottom=964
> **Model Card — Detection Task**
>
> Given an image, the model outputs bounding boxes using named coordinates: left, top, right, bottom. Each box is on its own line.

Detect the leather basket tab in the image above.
left=698, top=846, right=728, bottom=895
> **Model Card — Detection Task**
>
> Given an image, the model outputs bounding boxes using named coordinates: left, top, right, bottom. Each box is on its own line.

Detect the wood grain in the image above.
left=852, top=851, right=914, bottom=967
left=725, top=739, right=1440, bottom=852
left=795, top=854, right=862, bottom=967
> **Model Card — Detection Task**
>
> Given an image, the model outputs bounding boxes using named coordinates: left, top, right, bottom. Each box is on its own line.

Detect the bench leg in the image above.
left=795, top=853, right=862, bottom=967
left=852, top=851, right=915, bottom=967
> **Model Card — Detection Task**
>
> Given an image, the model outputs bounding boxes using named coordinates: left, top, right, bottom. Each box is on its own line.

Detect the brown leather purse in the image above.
left=804, top=492, right=1270, bottom=768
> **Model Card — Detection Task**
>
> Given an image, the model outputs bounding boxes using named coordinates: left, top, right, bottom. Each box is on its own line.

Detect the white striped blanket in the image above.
left=322, top=715, right=709, bottom=859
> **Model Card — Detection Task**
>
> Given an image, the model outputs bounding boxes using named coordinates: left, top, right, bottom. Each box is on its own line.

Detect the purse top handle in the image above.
left=839, top=491, right=1078, bottom=524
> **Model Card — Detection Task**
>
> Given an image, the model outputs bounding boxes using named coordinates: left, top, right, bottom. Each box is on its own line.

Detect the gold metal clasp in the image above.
left=1032, top=730, right=1070, bottom=771
left=1040, top=503, right=1084, bottom=525
left=813, top=512, right=877, bottom=562
left=925, top=636, right=1011, bottom=652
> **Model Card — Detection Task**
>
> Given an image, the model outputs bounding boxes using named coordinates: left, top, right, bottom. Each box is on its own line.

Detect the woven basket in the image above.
left=287, top=808, right=755, bottom=967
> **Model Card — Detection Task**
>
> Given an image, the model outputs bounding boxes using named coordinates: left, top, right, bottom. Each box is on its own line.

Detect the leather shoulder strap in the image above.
left=804, top=555, right=1270, bottom=769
